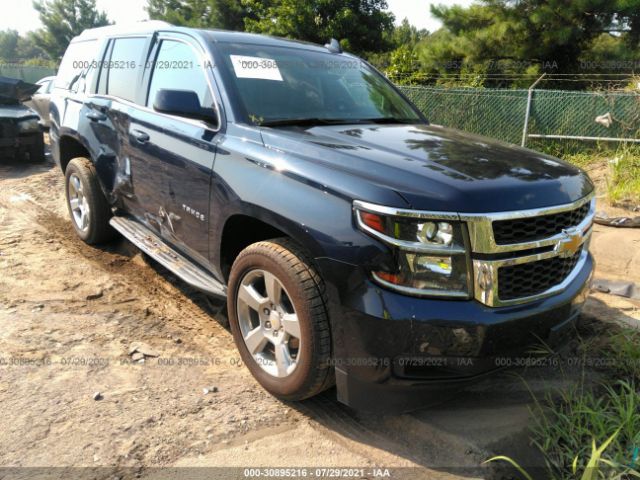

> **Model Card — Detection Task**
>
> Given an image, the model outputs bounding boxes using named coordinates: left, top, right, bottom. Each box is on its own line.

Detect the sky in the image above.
left=0, top=0, right=475, bottom=35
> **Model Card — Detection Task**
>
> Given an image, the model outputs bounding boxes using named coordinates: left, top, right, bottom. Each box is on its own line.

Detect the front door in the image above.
left=127, top=37, right=219, bottom=266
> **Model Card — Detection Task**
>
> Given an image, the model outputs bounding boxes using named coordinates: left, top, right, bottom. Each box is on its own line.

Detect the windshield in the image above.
left=216, top=43, right=422, bottom=126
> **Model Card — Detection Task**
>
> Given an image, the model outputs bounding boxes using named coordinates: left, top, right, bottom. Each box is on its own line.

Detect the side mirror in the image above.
left=153, top=89, right=217, bottom=125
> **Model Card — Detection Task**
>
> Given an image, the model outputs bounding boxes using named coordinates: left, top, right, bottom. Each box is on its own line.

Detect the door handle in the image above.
left=86, top=111, right=106, bottom=122
left=131, top=129, right=150, bottom=144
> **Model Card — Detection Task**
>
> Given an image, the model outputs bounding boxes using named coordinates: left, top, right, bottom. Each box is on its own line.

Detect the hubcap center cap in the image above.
left=268, top=311, right=282, bottom=330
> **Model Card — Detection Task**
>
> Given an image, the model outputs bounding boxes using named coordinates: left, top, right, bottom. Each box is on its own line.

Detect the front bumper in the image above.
left=317, top=252, right=593, bottom=412
left=0, top=132, right=43, bottom=159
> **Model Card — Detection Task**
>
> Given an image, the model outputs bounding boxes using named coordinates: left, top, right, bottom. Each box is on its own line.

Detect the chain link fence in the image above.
left=0, top=65, right=57, bottom=84
left=2, top=66, right=639, bottom=149
left=399, top=85, right=640, bottom=148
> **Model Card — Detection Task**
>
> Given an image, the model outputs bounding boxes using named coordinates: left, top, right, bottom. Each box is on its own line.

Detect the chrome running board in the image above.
left=110, top=216, right=227, bottom=298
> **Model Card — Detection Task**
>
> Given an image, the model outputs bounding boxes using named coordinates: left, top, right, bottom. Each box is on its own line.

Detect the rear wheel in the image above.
left=227, top=238, right=333, bottom=401
left=65, top=157, right=115, bottom=244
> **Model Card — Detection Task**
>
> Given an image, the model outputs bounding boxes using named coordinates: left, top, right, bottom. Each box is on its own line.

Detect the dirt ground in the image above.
left=0, top=150, right=639, bottom=480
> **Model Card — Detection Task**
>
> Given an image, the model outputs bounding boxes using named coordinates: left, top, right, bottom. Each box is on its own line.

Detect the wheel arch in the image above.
left=57, top=134, right=91, bottom=173
left=218, top=206, right=327, bottom=282
left=56, top=132, right=118, bottom=206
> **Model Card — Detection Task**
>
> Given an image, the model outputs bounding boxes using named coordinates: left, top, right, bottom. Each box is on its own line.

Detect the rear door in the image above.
left=125, top=35, right=219, bottom=266
left=87, top=36, right=153, bottom=209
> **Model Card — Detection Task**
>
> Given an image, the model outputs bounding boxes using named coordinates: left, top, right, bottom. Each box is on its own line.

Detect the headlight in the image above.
left=17, top=118, right=40, bottom=133
left=354, top=201, right=471, bottom=298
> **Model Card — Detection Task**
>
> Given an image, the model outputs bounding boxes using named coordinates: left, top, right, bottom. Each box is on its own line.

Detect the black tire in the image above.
left=64, top=157, right=115, bottom=245
left=227, top=238, right=333, bottom=401
left=27, top=135, right=46, bottom=163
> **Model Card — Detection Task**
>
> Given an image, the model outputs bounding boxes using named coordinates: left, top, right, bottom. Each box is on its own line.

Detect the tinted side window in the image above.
left=105, top=37, right=147, bottom=102
left=54, top=40, right=97, bottom=90
left=147, top=40, right=212, bottom=108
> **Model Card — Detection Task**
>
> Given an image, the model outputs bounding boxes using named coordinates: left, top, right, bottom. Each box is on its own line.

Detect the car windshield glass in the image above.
left=216, top=43, right=422, bottom=126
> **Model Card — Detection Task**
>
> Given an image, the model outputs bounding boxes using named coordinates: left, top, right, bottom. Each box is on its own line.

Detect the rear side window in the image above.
left=55, top=40, right=98, bottom=90
left=146, top=40, right=212, bottom=108
left=102, top=37, right=147, bottom=102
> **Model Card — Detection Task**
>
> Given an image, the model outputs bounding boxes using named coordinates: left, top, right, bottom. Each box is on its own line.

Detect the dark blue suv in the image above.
left=50, top=22, right=595, bottom=411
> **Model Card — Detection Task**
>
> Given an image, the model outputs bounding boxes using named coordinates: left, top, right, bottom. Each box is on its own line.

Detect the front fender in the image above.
left=209, top=130, right=399, bottom=277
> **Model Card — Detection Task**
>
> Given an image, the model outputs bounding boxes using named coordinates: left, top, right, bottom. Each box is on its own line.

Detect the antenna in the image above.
left=324, top=38, right=342, bottom=53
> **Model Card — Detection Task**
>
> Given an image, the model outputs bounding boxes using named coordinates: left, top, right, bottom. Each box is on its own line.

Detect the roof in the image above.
left=75, top=20, right=173, bottom=39
left=74, top=21, right=340, bottom=54
left=202, top=30, right=332, bottom=53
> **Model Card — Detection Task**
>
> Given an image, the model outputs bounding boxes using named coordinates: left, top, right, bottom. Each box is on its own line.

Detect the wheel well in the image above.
left=220, top=215, right=288, bottom=280
left=58, top=136, right=90, bottom=172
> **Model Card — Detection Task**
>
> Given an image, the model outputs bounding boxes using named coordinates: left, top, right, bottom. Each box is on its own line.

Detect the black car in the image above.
left=50, top=22, right=594, bottom=412
left=0, top=76, right=46, bottom=162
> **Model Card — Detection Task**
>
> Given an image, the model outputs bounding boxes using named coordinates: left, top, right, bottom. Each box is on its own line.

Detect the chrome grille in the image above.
left=498, top=248, right=583, bottom=301
left=464, top=194, right=595, bottom=307
left=493, top=203, right=590, bottom=245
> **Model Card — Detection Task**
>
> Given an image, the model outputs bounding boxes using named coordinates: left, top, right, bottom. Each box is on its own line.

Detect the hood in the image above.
left=0, top=76, right=40, bottom=104
left=0, top=104, right=39, bottom=120
left=259, top=124, right=593, bottom=213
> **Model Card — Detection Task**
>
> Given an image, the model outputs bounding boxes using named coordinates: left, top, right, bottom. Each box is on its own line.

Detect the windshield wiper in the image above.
left=259, top=118, right=361, bottom=127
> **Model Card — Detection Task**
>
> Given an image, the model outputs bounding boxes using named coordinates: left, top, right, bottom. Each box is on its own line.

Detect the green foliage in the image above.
left=388, top=18, right=428, bottom=48
left=32, top=0, right=110, bottom=60
left=146, top=0, right=248, bottom=30
left=560, top=151, right=607, bottom=170
left=608, top=149, right=640, bottom=206
left=487, top=321, right=640, bottom=479
left=146, top=0, right=395, bottom=55
left=0, top=30, right=19, bottom=62
left=386, top=45, right=421, bottom=85
left=0, top=29, right=50, bottom=65
left=375, top=18, right=428, bottom=80
left=241, top=0, right=395, bottom=55
left=529, top=381, right=640, bottom=479
left=560, top=146, right=640, bottom=207
left=414, top=0, right=640, bottom=88
left=486, top=427, right=640, bottom=480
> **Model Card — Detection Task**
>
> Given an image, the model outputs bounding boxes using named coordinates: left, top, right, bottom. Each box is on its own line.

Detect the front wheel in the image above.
left=227, top=238, right=333, bottom=401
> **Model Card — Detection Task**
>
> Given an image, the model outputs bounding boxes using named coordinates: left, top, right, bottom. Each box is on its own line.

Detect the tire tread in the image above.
left=65, top=157, right=115, bottom=244
left=230, top=237, right=334, bottom=400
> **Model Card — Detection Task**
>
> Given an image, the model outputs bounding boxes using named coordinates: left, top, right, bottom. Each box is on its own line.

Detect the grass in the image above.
left=608, top=151, right=640, bottom=205
left=529, top=325, right=640, bottom=479
left=490, top=324, right=640, bottom=479
left=529, top=381, right=640, bottom=479
left=562, top=151, right=605, bottom=170
left=535, top=143, right=640, bottom=206
left=581, top=324, right=640, bottom=381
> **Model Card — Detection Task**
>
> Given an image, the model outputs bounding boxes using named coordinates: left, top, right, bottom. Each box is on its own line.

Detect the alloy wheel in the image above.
left=236, top=269, right=302, bottom=378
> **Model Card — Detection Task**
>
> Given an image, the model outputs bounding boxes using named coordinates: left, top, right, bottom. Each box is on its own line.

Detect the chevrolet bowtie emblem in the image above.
left=556, top=228, right=583, bottom=258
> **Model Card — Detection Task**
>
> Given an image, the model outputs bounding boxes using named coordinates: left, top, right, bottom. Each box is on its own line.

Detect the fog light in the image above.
left=408, top=254, right=453, bottom=276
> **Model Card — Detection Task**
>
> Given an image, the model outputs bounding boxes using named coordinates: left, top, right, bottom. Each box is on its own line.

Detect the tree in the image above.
left=147, top=0, right=395, bottom=55
left=415, top=0, right=640, bottom=88
left=0, top=30, right=20, bottom=63
left=389, top=18, right=428, bottom=48
left=16, top=33, right=49, bottom=63
left=32, top=0, right=110, bottom=60
left=241, top=0, right=396, bottom=55
left=147, top=0, right=250, bottom=30
left=385, top=45, right=422, bottom=85
left=0, top=29, right=50, bottom=64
